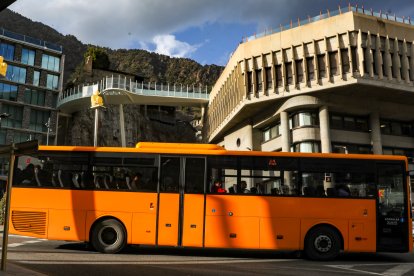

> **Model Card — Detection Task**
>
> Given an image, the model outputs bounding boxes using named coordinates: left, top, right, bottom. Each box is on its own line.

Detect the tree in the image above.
left=84, top=46, right=110, bottom=70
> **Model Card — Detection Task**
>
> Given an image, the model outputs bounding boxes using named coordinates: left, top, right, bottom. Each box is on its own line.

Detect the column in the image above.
left=119, top=104, right=126, bottom=147
left=280, top=111, right=291, bottom=152
left=370, top=112, right=383, bottom=154
left=319, top=106, right=331, bottom=153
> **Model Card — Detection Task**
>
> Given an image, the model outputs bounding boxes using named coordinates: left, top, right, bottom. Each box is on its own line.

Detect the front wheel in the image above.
left=304, top=226, right=341, bottom=261
left=91, top=219, right=126, bottom=253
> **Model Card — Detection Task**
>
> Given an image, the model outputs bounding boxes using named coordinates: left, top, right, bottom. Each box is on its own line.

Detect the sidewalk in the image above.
left=0, top=225, right=46, bottom=276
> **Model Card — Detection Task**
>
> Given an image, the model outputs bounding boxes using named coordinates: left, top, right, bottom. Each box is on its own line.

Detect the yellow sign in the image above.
left=91, top=90, right=104, bottom=108
left=0, top=56, right=7, bottom=77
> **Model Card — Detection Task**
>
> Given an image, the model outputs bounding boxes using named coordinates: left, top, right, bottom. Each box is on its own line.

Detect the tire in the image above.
left=91, top=219, right=126, bottom=253
left=304, top=226, right=341, bottom=261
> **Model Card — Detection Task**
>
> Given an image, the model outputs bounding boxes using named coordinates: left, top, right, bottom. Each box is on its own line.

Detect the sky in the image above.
left=9, top=0, right=414, bottom=66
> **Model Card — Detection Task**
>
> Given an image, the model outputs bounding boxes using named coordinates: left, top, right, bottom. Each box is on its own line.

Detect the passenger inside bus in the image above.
left=211, top=179, right=226, bottom=193
left=240, top=181, right=250, bottom=193
left=336, top=184, right=351, bottom=196
left=130, top=172, right=142, bottom=191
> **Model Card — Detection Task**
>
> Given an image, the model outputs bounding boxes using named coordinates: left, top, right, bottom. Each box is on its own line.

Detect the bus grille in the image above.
left=12, top=211, right=47, bottom=236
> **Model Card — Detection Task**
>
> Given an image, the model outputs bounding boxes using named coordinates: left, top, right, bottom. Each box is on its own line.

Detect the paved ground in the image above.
left=0, top=226, right=413, bottom=275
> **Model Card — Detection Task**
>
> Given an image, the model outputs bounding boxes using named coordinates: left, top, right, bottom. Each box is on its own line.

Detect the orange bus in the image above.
left=8, top=142, right=413, bottom=260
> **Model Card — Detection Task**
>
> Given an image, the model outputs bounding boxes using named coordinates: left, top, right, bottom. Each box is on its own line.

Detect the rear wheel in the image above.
left=91, top=219, right=126, bottom=253
left=305, top=226, right=341, bottom=261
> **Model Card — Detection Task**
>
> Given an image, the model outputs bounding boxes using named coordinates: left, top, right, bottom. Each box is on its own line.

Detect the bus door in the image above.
left=157, top=156, right=206, bottom=247
left=376, top=163, right=410, bottom=252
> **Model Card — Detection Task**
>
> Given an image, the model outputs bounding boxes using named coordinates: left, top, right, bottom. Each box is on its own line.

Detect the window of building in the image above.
left=330, top=114, right=369, bottom=132
left=29, top=109, right=50, bottom=132
left=363, top=47, right=370, bottom=74
left=343, top=116, right=355, bottom=129
left=24, top=88, right=46, bottom=106
left=408, top=56, right=412, bottom=81
left=0, top=82, right=18, bottom=101
left=41, top=54, right=60, bottom=72
left=380, top=121, right=392, bottom=135
left=380, top=120, right=413, bottom=136
left=332, top=143, right=372, bottom=154
left=372, top=49, right=377, bottom=76
left=399, top=54, right=405, bottom=80
left=6, top=65, right=26, bottom=83
left=0, top=43, right=15, bottom=61
left=51, top=93, right=58, bottom=108
left=0, top=129, right=6, bottom=145
left=390, top=53, right=397, bottom=79
left=329, top=51, right=338, bottom=76
left=46, top=74, right=59, bottom=90
left=247, top=71, right=253, bottom=94
left=355, top=118, right=369, bottom=131
left=21, top=48, right=35, bottom=66
left=306, top=57, right=315, bottom=80
left=291, top=141, right=320, bottom=153
left=381, top=50, right=386, bottom=77
left=383, top=147, right=413, bottom=157
left=1, top=104, right=23, bottom=128
left=351, top=46, right=358, bottom=72
left=296, top=59, right=304, bottom=84
left=291, top=111, right=318, bottom=128
left=33, top=71, right=40, bottom=86
left=285, top=62, right=293, bottom=85
left=262, top=123, right=280, bottom=142
left=12, top=132, right=31, bottom=143
left=331, top=115, right=343, bottom=129
left=401, top=123, right=413, bottom=136
left=275, top=65, right=283, bottom=87
left=340, top=49, right=350, bottom=73
left=265, top=67, right=272, bottom=91
left=317, top=54, right=326, bottom=78
left=256, top=69, right=262, bottom=92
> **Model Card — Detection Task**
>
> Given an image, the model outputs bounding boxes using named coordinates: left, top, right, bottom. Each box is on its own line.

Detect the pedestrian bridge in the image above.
left=57, top=76, right=210, bottom=113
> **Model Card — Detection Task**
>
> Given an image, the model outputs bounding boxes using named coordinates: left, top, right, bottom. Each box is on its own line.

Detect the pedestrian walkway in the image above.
left=0, top=225, right=46, bottom=276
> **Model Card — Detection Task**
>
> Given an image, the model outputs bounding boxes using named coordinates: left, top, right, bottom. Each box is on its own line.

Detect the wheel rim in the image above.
left=98, top=226, right=119, bottom=246
left=314, top=234, right=332, bottom=253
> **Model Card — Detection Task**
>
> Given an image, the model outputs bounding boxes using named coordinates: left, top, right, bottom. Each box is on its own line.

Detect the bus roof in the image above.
left=37, top=142, right=408, bottom=162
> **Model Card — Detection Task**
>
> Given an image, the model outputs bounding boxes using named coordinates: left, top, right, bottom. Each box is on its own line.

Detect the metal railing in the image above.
left=0, top=28, right=63, bottom=53
left=242, top=5, right=414, bottom=43
left=58, top=75, right=210, bottom=107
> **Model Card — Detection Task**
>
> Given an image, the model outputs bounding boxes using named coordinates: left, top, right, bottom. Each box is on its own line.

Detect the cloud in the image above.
left=153, top=34, right=199, bottom=58
left=9, top=0, right=414, bottom=61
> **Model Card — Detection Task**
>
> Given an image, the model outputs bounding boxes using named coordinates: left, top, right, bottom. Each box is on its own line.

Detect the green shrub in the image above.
left=0, top=193, right=6, bottom=225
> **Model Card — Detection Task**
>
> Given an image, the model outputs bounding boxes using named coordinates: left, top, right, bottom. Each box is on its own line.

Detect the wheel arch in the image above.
left=88, top=215, right=128, bottom=244
left=304, top=223, right=344, bottom=250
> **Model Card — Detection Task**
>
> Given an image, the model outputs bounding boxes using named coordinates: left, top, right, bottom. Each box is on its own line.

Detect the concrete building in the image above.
left=0, top=28, right=63, bottom=145
left=205, top=7, right=414, bottom=161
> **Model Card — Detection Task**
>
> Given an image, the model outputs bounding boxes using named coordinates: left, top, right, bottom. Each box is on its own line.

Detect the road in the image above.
left=2, top=233, right=414, bottom=275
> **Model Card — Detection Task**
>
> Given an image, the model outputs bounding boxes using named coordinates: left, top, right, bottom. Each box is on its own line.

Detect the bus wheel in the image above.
left=91, top=219, right=126, bottom=253
left=304, top=226, right=340, bottom=261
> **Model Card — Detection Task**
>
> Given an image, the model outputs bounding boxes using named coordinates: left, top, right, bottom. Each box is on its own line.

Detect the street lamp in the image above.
left=45, top=117, right=51, bottom=145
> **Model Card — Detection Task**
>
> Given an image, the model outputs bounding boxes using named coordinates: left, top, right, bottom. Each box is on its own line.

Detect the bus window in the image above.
left=160, top=157, right=180, bottom=193
left=185, top=158, right=205, bottom=194
left=301, top=171, right=376, bottom=198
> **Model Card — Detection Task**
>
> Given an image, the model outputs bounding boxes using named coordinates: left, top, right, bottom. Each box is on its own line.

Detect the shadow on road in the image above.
left=56, top=242, right=413, bottom=263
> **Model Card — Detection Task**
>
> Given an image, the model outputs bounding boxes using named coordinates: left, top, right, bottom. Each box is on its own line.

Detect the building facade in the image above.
left=205, top=9, right=414, bottom=161
left=0, top=28, right=64, bottom=145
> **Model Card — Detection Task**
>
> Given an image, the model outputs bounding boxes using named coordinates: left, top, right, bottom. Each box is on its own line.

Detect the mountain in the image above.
left=0, top=9, right=223, bottom=87
left=0, top=8, right=223, bottom=145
